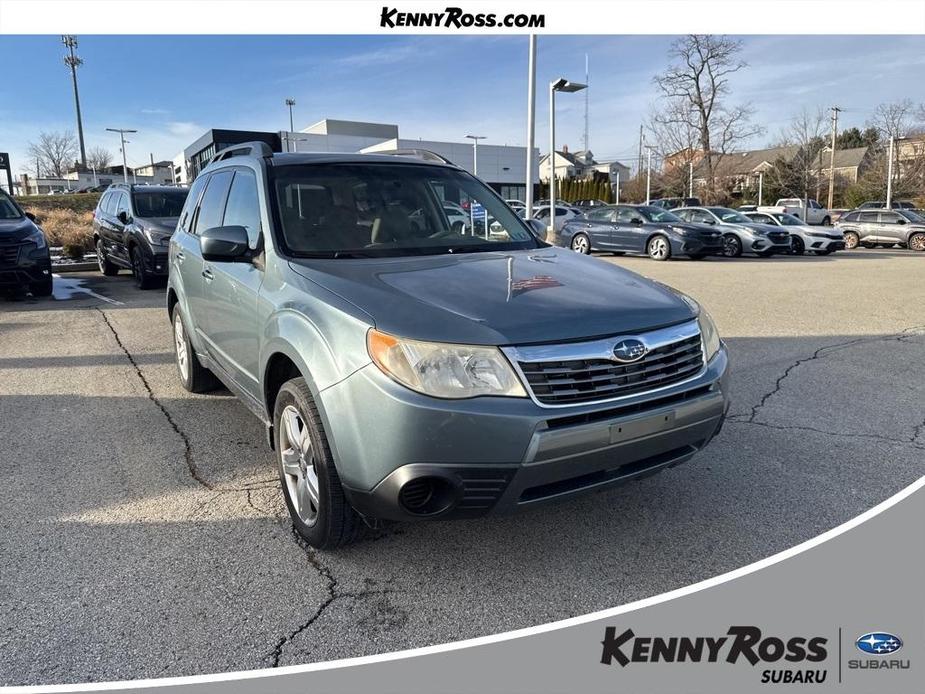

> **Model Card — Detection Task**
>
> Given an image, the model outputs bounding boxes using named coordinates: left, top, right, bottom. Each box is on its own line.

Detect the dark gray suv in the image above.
left=93, top=184, right=189, bottom=288
left=167, top=143, right=730, bottom=549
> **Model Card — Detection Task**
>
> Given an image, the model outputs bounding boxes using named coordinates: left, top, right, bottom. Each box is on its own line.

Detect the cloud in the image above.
left=140, top=107, right=170, bottom=115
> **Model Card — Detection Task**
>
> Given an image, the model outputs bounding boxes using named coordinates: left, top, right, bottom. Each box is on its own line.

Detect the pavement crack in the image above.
left=740, top=326, right=925, bottom=425
left=95, top=307, right=214, bottom=490
left=728, top=419, right=925, bottom=449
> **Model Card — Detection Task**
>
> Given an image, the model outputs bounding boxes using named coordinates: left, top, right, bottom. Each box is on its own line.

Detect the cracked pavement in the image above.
left=1, top=250, right=924, bottom=685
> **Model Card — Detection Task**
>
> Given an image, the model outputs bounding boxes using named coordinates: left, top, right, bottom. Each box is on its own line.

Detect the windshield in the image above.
left=637, top=206, right=682, bottom=223
left=270, top=163, right=541, bottom=258
left=132, top=190, right=188, bottom=218
left=0, top=192, right=23, bottom=220
left=899, top=209, right=925, bottom=223
left=708, top=207, right=752, bottom=224
left=776, top=213, right=803, bottom=226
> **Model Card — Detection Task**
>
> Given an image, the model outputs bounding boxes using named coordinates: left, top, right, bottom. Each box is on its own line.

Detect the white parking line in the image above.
left=51, top=274, right=125, bottom=305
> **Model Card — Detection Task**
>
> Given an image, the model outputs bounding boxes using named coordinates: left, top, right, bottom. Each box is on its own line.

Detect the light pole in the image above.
left=615, top=170, right=620, bottom=204
left=644, top=145, right=656, bottom=204
left=464, top=134, right=486, bottom=177
left=285, top=98, right=296, bottom=132
left=549, top=77, right=587, bottom=231
left=106, top=128, right=137, bottom=184
left=758, top=171, right=764, bottom=206
left=524, top=34, right=536, bottom=220
left=62, top=35, right=87, bottom=168
left=688, top=160, right=694, bottom=198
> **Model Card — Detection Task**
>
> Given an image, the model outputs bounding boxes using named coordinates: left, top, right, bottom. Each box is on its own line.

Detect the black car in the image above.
left=92, top=184, right=188, bottom=288
left=558, top=204, right=723, bottom=260
left=0, top=190, right=52, bottom=296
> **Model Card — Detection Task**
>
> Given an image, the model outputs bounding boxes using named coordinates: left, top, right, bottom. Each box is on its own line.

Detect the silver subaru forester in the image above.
left=167, top=143, right=730, bottom=549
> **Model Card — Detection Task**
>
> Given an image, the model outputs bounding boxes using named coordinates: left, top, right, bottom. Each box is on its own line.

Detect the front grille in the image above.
left=519, top=334, right=704, bottom=406
left=0, top=245, right=20, bottom=267
left=768, top=232, right=790, bottom=244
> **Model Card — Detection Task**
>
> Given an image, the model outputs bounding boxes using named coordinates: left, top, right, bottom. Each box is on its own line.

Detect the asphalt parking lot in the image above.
left=1, top=249, right=924, bottom=685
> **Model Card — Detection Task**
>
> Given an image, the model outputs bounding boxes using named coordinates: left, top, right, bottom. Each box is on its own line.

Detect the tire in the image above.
left=790, top=236, right=805, bottom=255
left=130, top=247, right=157, bottom=290
left=687, top=253, right=707, bottom=260
left=821, top=216, right=831, bottom=226
left=843, top=231, right=860, bottom=250
left=721, top=234, right=742, bottom=258
left=570, top=233, right=591, bottom=254
left=171, top=305, right=219, bottom=393
left=30, top=277, right=53, bottom=297
left=909, top=232, right=925, bottom=252
left=274, top=377, right=365, bottom=549
left=96, top=239, right=119, bottom=276
left=646, top=235, right=671, bottom=261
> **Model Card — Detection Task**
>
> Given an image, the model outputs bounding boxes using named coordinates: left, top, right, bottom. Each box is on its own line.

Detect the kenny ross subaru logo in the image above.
left=856, top=632, right=903, bottom=655
left=613, top=338, right=647, bottom=363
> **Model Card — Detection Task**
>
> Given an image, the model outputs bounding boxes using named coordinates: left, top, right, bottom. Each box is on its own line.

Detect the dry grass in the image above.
left=30, top=208, right=95, bottom=259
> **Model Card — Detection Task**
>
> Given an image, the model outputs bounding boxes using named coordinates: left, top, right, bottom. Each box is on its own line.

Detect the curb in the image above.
left=52, top=262, right=98, bottom=273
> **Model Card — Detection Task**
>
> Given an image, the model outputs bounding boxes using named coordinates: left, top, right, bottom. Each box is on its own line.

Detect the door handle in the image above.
left=202, top=268, right=214, bottom=281
left=175, top=251, right=185, bottom=263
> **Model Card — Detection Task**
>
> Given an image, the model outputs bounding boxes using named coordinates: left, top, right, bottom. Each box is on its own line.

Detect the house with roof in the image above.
left=816, top=146, right=872, bottom=184
left=539, top=145, right=630, bottom=192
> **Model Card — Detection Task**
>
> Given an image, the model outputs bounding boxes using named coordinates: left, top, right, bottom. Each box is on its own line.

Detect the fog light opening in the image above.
left=398, top=476, right=457, bottom=516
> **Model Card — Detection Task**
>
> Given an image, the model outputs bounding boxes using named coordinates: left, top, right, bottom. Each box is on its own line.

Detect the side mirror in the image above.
left=896, top=218, right=906, bottom=225
left=117, top=211, right=131, bottom=224
left=200, top=225, right=251, bottom=262
left=703, top=218, right=716, bottom=225
left=25, top=212, right=36, bottom=222
left=631, top=217, right=644, bottom=225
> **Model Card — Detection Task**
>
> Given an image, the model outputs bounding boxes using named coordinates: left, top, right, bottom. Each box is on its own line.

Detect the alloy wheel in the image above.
left=571, top=234, right=590, bottom=254
left=648, top=237, right=669, bottom=260
left=280, top=405, right=320, bottom=526
left=722, top=235, right=741, bottom=257
left=174, top=314, right=189, bottom=382
left=910, top=233, right=925, bottom=252
left=844, top=232, right=859, bottom=250
left=96, top=241, right=106, bottom=273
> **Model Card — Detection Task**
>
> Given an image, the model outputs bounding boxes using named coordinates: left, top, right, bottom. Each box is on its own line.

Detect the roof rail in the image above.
left=374, top=148, right=455, bottom=166
left=207, top=141, right=274, bottom=168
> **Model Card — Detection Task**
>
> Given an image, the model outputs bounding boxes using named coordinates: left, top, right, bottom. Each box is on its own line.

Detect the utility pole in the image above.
left=827, top=106, right=841, bottom=210
left=285, top=98, right=296, bottom=132
left=645, top=146, right=655, bottom=204
left=758, top=171, right=764, bottom=206
left=637, top=124, right=644, bottom=178
left=106, top=128, right=137, bottom=184
left=62, top=35, right=87, bottom=168
left=688, top=160, right=694, bottom=198
left=524, top=35, right=537, bottom=220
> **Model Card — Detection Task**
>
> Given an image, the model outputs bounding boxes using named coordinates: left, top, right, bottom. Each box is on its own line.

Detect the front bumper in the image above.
left=805, top=236, right=844, bottom=252
left=323, top=345, right=730, bottom=522
left=674, top=237, right=724, bottom=255
left=0, top=243, right=51, bottom=289
left=140, top=247, right=170, bottom=276
left=750, top=238, right=791, bottom=253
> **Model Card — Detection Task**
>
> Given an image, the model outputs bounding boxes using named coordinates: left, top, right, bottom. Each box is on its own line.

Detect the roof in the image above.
left=711, top=145, right=801, bottom=177
left=826, top=146, right=869, bottom=170
left=540, top=150, right=582, bottom=166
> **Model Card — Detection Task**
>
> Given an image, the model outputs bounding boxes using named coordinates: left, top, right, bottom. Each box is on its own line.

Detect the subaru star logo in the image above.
left=856, top=632, right=903, bottom=655
left=613, top=338, right=647, bottom=363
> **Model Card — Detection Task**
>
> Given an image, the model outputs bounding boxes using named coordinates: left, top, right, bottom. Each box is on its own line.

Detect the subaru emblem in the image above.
left=856, top=632, right=903, bottom=655
left=613, top=338, right=647, bottom=363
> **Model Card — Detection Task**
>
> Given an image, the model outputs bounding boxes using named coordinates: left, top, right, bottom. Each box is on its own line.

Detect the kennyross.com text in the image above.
left=380, top=6, right=546, bottom=28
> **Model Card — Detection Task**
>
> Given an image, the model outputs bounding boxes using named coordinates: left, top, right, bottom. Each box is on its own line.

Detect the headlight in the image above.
left=367, top=329, right=527, bottom=399
left=671, top=226, right=695, bottom=235
left=25, top=228, right=47, bottom=250
left=143, top=227, right=172, bottom=245
left=808, top=231, right=831, bottom=238
left=697, top=309, right=721, bottom=362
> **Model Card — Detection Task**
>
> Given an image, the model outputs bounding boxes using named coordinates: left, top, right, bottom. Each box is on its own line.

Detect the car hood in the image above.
left=287, top=247, right=696, bottom=345
left=662, top=222, right=722, bottom=237
left=0, top=216, right=38, bottom=242
left=137, top=217, right=179, bottom=233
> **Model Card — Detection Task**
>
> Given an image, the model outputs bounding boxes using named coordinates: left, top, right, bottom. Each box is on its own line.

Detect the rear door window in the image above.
left=858, top=212, right=879, bottom=223
left=192, top=171, right=234, bottom=235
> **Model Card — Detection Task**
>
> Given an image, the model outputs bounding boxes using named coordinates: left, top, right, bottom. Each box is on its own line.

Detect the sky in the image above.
left=1, top=34, right=923, bottom=177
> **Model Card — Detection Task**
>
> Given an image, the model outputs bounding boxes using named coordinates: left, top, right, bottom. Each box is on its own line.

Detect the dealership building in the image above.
left=180, top=119, right=539, bottom=200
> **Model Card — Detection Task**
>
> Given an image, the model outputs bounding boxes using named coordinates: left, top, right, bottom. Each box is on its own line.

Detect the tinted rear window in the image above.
left=132, top=190, right=188, bottom=218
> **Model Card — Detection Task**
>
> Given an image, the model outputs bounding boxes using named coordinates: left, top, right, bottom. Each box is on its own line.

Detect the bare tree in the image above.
left=652, top=35, right=762, bottom=201
left=27, top=131, right=78, bottom=177
left=868, top=99, right=915, bottom=141
left=777, top=107, right=829, bottom=201
left=86, top=146, right=113, bottom=171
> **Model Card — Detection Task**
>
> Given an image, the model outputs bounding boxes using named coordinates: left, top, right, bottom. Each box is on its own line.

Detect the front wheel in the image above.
left=96, top=239, right=119, bottom=276
left=722, top=234, right=742, bottom=258
left=790, top=236, right=805, bottom=255
left=646, top=235, right=671, bottom=261
left=30, top=277, right=53, bottom=297
left=909, top=232, right=925, bottom=252
left=131, top=247, right=157, bottom=290
left=172, top=306, right=218, bottom=393
left=570, top=233, right=591, bottom=254
left=821, top=216, right=831, bottom=226
left=843, top=231, right=860, bottom=250
left=275, top=377, right=365, bottom=549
